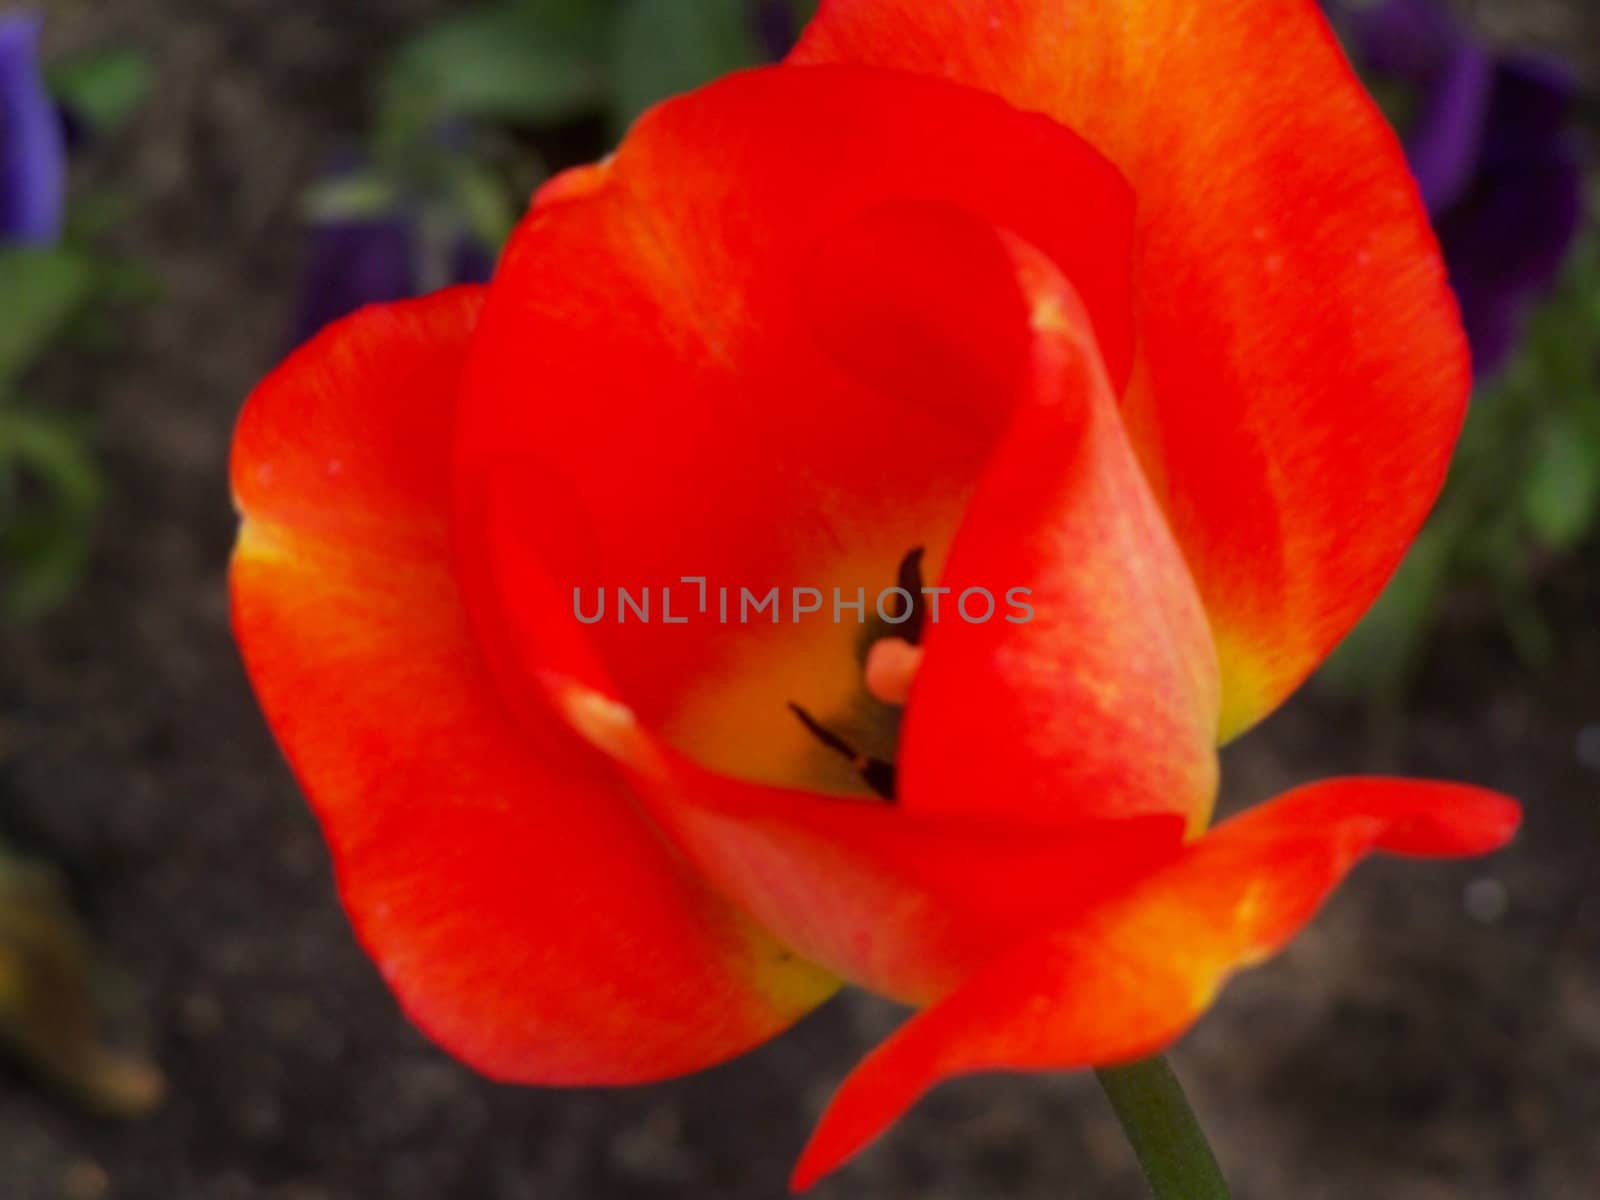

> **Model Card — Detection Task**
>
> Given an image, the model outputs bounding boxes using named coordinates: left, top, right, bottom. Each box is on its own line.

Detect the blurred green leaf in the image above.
left=0, top=410, right=103, bottom=621
left=449, top=159, right=520, bottom=252
left=47, top=49, right=152, bottom=134
left=1523, top=415, right=1600, bottom=550
left=609, top=0, right=762, bottom=133
left=384, top=0, right=610, bottom=130
left=0, top=249, right=94, bottom=384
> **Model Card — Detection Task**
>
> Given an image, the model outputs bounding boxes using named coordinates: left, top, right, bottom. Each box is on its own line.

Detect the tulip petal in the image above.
left=539, top=689, right=1187, bottom=1004
left=795, top=0, right=1470, bottom=740
left=231, top=290, right=835, bottom=1086
left=852, top=223, right=1220, bottom=828
left=791, top=777, right=1520, bottom=1188
left=659, top=796, right=1181, bottom=1006
left=787, top=201, right=1220, bottom=826
left=453, top=64, right=1137, bottom=797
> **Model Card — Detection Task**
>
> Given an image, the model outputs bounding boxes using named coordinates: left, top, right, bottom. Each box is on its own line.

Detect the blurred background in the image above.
left=1, top=1, right=1596, bottom=1196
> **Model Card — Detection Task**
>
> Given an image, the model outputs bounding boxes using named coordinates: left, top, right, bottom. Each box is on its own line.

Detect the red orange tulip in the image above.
left=231, top=1, right=1520, bottom=1187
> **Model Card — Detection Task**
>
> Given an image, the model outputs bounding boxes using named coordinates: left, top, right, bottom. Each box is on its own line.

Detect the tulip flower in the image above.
left=231, top=0, right=1521, bottom=1191
left=1333, top=0, right=1586, bottom=376
left=0, top=9, right=66, bottom=245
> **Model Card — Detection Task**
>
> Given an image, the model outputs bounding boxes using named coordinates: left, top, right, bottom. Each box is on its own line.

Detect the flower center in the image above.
left=787, top=548, right=928, bottom=802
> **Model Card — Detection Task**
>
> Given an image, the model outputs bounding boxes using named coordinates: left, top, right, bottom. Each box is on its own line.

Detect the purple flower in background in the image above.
left=292, top=163, right=496, bottom=346
left=0, top=10, right=67, bottom=245
left=1337, top=0, right=1586, bottom=377
left=751, top=0, right=799, bottom=61
left=294, top=212, right=418, bottom=345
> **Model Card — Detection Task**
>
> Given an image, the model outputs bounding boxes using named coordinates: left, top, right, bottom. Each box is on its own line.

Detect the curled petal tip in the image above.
left=1387, top=786, right=1522, bottom=856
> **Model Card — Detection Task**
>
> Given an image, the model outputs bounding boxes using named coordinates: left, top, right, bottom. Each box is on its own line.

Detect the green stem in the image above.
left=1095, top=1056, right=1233, bottom=1200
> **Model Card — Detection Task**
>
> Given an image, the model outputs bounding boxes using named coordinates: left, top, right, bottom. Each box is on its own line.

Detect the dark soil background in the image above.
left=3, top=2, right=1598, bottom=1198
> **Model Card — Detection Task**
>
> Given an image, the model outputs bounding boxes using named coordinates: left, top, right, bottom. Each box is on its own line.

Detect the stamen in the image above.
left=893, top=546, right=927, bottom=644
left=787, top=702, right=857, bottom=760
left=865, top=637, right=924, bottom=706
left=787, top=702, right=896, bottom=802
